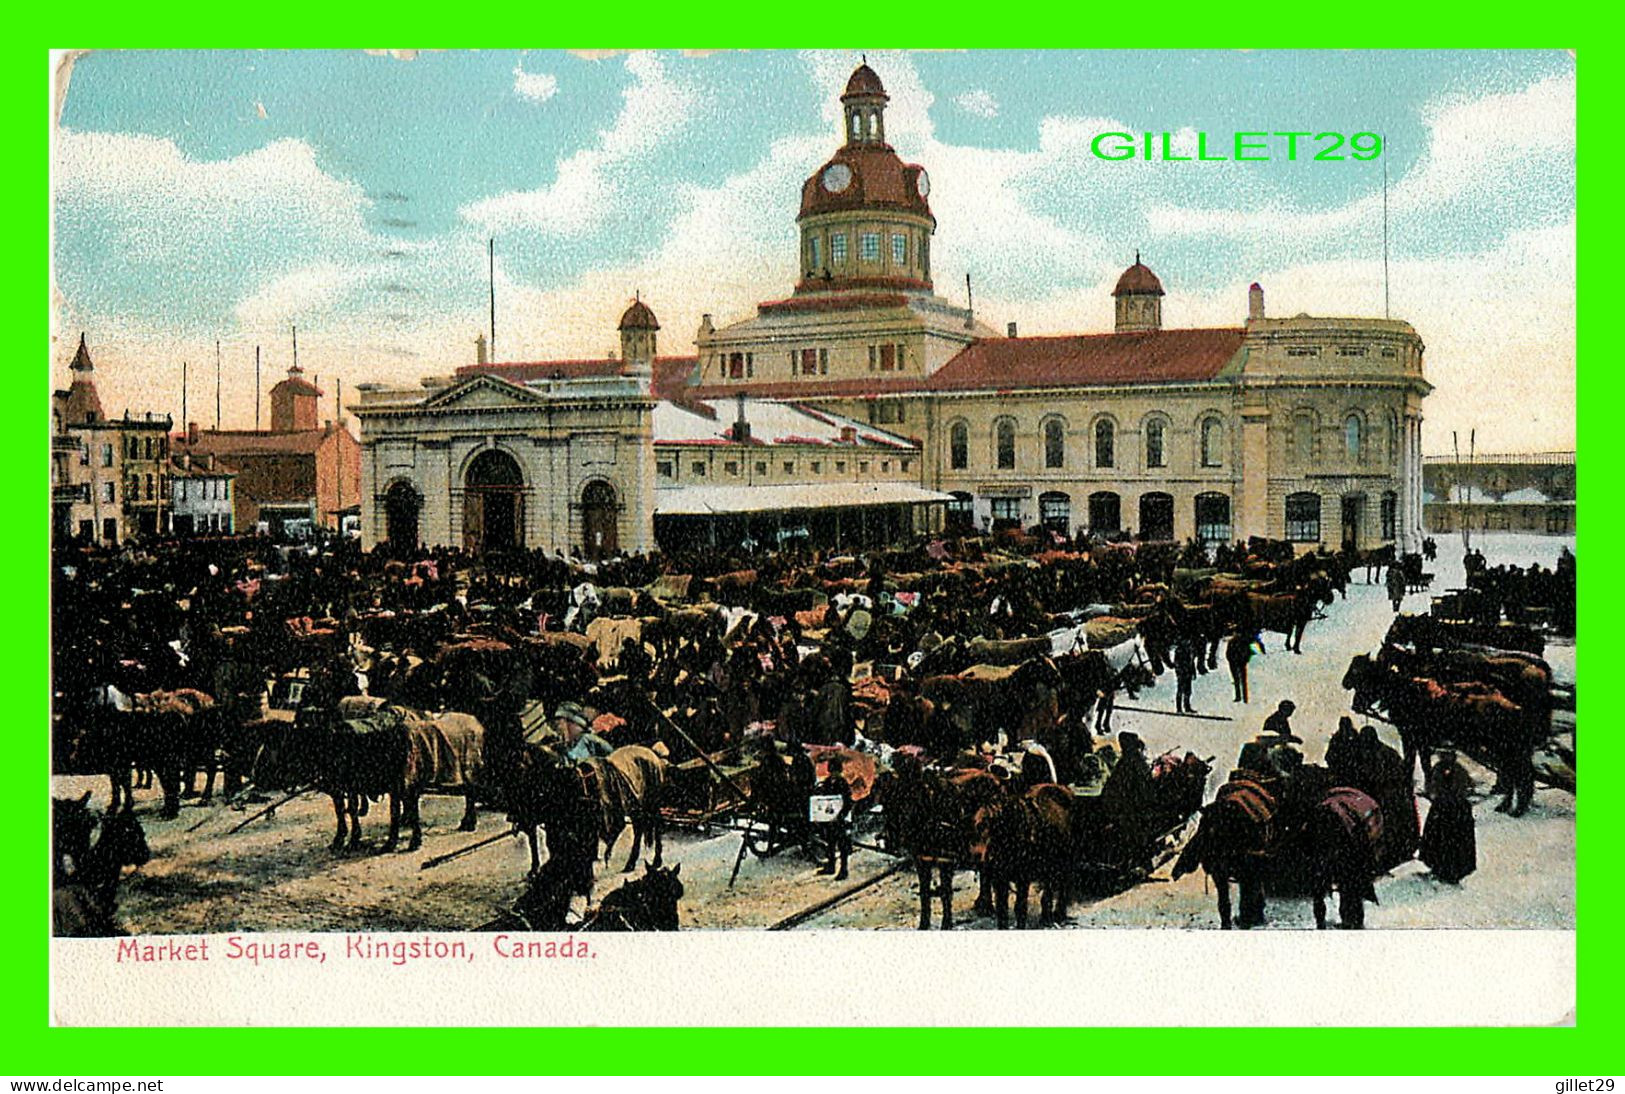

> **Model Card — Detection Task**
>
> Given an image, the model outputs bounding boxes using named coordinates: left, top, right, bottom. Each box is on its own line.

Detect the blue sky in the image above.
left=52, top=49, right=1575, bottom=449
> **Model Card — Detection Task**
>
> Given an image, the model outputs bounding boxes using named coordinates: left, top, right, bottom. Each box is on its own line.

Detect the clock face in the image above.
left=822, top=163, right=852, bottom=193
left=915, top=170, right=931, bottom=198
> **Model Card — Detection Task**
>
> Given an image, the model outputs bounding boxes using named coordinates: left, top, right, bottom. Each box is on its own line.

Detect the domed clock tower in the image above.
left=795, top=64, right=936, bottom=294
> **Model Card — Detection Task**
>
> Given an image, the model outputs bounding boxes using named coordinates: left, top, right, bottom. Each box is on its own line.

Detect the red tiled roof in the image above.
left=928, top=328, right=1245, bottom=391
left=179, top=428, right=332, bottom=457
left=688, top=375, right=928, bottom=401
left=454, top=358, right=628, bottom=382
left=270, top=376, right=323, bottom=397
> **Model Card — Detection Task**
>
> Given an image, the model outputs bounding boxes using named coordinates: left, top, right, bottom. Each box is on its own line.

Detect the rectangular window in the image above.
left=782, top=461, right=795, bottom=475
left=881, top=460, right=891, bottom=473
left=818, top=349, right=829, bottom=374
left=868, top=345, right=877, bottom=371
left=860, top=233, right=880, bottom=263
left=746, top=352, right=754, bottom=377
left=691, top=461, right=706, bottom=477
left=810, top=461, right=822, bottom=474
left=725, top=461, right=740, bottom=476
left=728, top=353, right=745, bottom=379
left=1381, top=348, right=1399, bottom=358
left=901, top=459, right=911, bottom=474
left=892, top=234, right=906, bottom=266
left=657, top=461, right=674, bottom=479
left=991, top=497, right=1022, bottom=523
left=103, top=482, right=115, bottom=502
left=895, top=343, right=906, bottom=371
left=836, top=461, right=847, bottom=474
left=879, top=344, right=896, bottom=371
left=859, top=461, right=870, bottom=474
left=79, top=444, right=89, bottom=466
left=831, top=233, right=847, bottom=266
left=920, top=236, right=930, bottom=276
left=789, top=350, right=797, bottom=375
left=801, top=349, right=819, bottom=376
left=808, top=236, right=821, bottom=271
left=1286, top=347, right=1320, bottom=358
left=1338, top=346, right=1368, bottom=357
left=755, top=461, right=767, bottom=476
left=101, top=444, right=113, bottom=467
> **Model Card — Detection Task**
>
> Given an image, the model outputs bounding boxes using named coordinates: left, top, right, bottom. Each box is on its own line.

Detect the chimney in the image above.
left=698, top=314, right=714, bottom=341
left=733, top=393, right=751, bottom=444
left=1007, top=322, right=1018, bottom=338
left=187, top=421, right=200, bottom=444
left=475, top=333, right=488, bottom=366
left=1248, top=282, right=1265, bottom=321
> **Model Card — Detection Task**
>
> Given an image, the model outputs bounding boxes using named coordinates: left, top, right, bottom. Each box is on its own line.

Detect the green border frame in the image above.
left=17, top=23, right=1614, bottom=1074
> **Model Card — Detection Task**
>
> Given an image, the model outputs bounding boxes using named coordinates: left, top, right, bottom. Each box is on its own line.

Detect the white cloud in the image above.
left=1147, top=71, right=1576, bottom=238
left=462, top=51, right=693, bottom=236
left=512, top=63, right=558, bottom=104
left=954, top=88, right=999, bottom=119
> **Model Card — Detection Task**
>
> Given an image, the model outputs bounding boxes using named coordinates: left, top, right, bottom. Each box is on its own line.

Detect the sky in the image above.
left=50, top=49, right=1576, bottom=452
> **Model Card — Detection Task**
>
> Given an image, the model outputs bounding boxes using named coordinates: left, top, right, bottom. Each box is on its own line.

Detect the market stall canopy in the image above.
left=654, top=482, right=954, bottom=516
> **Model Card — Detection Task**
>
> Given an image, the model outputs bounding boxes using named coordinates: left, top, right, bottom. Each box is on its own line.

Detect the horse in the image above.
left=68, top=688, right=219, bottom=819
left=882, top=755, right=1002, bottom=930
left=979, top=783, right=1077, bottom=929
left=1342, top=654, right=1537, bottom=815
left=1228, top=577, right=1331, bottom=655
left=1173, top=771, right=1384, bottom=929
left=53, top=810, right=152, bottom=937
left=508, top=742, right=669, bottom=879
left=53, top=791, right=97, bottom=884
left=582, top=862, right=684, bottom=931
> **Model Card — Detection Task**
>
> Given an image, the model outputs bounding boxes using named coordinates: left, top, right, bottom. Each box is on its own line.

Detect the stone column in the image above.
left=1238, top=403, right=1271, bottom=541
left=358, top=438, right=378, bottom=551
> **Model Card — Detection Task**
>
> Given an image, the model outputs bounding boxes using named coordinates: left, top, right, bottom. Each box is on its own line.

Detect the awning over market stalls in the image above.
left=654, top=482, right=955, bottom=515
left=652, top=482, right=954, bottom=552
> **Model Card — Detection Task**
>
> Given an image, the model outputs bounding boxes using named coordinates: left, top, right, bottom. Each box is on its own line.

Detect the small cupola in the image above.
left=842, top=61, right=889, bottom=147
left=618, top=296, right=659, bottom=372
left=1112, top=252, right=1165, bottom=332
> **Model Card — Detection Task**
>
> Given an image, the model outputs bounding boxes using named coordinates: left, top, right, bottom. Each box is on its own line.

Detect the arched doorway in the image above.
left=1038, top=491, right=1071, bottom=536
left=383, top=480, right=422, bottom=554
left=1195, top=492, right=1231, bottom=546
left=464, top=448, right=524, bottom=553
left=580, top=480, right=619, bottom=560
left=1087, top=491, right=1121, bottom=536
left=1341, top=493, right=1366, bottom=551
left=1139, top=492, right=1174, bottom=542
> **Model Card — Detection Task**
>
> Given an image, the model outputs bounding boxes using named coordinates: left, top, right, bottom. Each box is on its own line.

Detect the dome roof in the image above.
left=799, top=146, right=933, bottom=222
left=843, top=63, right=887, bottom=99
left=1113, top=259, right=1165, bottom=296
left=618, top=299, right=660, bottom=331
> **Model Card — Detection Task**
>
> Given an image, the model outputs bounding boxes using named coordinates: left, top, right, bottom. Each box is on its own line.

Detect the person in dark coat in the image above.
left=1226, top=629, right=1263, bottom=703
left=1327, top=715, right=1362, bottom=783
left=1173, top=639, right=1197, bottom=714
left=1099, top=731, right=1156, bottom=870
left=1385, top=563, right=1407, bottom=612
left=815, top=754, right=854, bottom=880
left=1419, top=745, right=1476, bottom=883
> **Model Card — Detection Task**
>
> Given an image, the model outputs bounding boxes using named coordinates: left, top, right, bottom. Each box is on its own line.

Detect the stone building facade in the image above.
left=353, top=62, right=1431, bottom=557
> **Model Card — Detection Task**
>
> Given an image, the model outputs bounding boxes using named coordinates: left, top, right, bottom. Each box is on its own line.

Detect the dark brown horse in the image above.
left=507, top=743, right=669, bottom=879
left=53, top=810, right=151, bottom=937
left=883, top=756, right=1002, bottom=930
left=979, top=782, right=1077, bottom=929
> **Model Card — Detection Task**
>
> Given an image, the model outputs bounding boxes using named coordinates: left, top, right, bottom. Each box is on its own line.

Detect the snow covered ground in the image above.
left=56, top=533, right=1575, bottom=934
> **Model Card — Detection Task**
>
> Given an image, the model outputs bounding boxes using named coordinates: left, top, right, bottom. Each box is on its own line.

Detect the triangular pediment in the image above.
left=420, top=373, right=545, bottom=411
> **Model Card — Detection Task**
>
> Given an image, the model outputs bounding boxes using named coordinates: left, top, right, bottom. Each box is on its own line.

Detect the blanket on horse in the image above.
left=1320, top=786, right=1383, bottom=848
left=581, top=745, right=667, bottom=845
left=402, top=711, right=485, bottom=790
left=1084, top=617, right=1140, bottom=650
left=134, top=688, right=215, bottom=716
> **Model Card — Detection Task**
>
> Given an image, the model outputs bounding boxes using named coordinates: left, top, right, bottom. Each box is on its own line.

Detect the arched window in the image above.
left=1139, top=492, right=1174, bottom=541
left=1094, top=419, right=1115, bottom=468
left=1285, top=492, right=1322, bottom=542
left=1144, top=418, right=1166, bottom=469
left=949, top=421, right=969, bottom=470
left=1195, top=492, right=1231, bottom=545
left=1345, top=414, right=1363, bottom=463
left=1200, top=417, right=1223, bottom=467
left=1043, top=418, right=1065, bottom=469
left=995, top=419, right=1016, bottom=470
